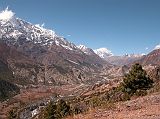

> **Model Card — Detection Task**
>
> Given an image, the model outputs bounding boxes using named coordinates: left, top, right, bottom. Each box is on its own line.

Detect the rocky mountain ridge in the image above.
left=137, top=48, right=160, bottom=66
left=106, top=54, right=144, bottom=66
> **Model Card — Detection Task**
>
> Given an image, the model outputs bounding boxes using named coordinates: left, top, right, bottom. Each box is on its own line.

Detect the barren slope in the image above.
left=67, top=92, right=160, bottom=119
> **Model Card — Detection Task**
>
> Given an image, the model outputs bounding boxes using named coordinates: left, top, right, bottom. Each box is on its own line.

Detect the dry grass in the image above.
left=66, top=92, right=160, bottom=119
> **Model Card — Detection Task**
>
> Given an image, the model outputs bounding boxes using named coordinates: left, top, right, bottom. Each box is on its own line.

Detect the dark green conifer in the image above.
left=122, top=63, right=153, bottom=95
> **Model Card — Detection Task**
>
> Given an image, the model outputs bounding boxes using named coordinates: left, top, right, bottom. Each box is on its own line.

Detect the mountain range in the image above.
left=79, top=46, right=145, bottom=66
left=0, top=9, right=159, bottom=87
left=0, top=8, right=160, bottom=119
left=0, top=8, right=113, bottom=87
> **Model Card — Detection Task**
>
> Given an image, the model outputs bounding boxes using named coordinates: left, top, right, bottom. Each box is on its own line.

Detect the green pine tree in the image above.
left=121, top=63, right=153, bottom=95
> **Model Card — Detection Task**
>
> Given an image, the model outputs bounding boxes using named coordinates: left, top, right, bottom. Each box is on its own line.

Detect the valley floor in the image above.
left=66, top=92, right=160, bottom=119
left=0, top=84, right=89, bottom=119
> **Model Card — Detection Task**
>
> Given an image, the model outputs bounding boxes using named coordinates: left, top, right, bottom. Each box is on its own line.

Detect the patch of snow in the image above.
left=125, top=54, right=144, bottom=57
left=154, top=44, right=160, bottom=50
left=77, top=44, right=95, bottom=55
left=133, top=54, right=145, bottom=57
left=10, top=30, right=22, bottom=38
left=41, top=42, right=48, bottom=46
left=55, top=40, right=60, bottom=46
left=61, top=44, right=73, bottom=50
left=35, top=23, right=45, bottom=28
left=77, top=45, right=88, bottom=50
left=141, top=53, right=146, bottom=56
left=83, top=51, right=89, bottom=54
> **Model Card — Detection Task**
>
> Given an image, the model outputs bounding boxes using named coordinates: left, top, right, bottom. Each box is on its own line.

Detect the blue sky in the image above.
left=0, top=0, right=160, bottom=55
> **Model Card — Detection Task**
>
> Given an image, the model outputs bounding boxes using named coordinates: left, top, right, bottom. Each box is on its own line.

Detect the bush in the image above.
left=104, top=87, right=130, bottom=102
left=121, top=63, right=153, bottom=95
left=56, top=99, right=71, bottom=118
left=43, top=102, right=58, bottom=119
left=135, top=89, right=147, bottom=96
left=7, top=108, right=18, bottom=119
left=88, top=96, right=102, bottom=108
left=41, top=99, right=71, bottom=119
left=71, top=103, right=87, bottom=115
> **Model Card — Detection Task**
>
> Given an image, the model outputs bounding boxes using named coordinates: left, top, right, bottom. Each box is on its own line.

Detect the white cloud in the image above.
left=145, top=47, right=148, bottom=50
left=154, top=44, right=160, bottom=50
left=0, top=7, right=15, bottom=21
left=67, top=34, right=71, bottom=37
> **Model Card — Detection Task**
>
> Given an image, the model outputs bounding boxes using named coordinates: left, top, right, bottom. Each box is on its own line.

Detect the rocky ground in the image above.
left=66, top=92, right=160, bottom=119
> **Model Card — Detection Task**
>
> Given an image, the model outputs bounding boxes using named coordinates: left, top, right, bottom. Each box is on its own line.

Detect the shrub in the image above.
left=7, top=108, right=18, bottom=119
left=56, top=99, right=71, bottom=118
left=104, top=87, right=130, bottom=102
left=135, top=89, right=147, bottom=96
left=43, top=102, right=58, bottom=119
left=88, top=96, right=102, bottom=108
left=71, top=103, right=87, bottom=115
left=121, top=63, right=153, bottom=95
left=41, top=99, right=71, bottom=119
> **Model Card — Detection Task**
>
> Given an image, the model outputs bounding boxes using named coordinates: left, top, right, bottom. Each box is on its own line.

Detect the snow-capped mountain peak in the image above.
left=0, top=8, right=78, bottom=51
left=94, top=48, right=113, bottom=58
left=77, top=44, right=96, bottom=55
left=77, top=45, right=88, bottom=50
